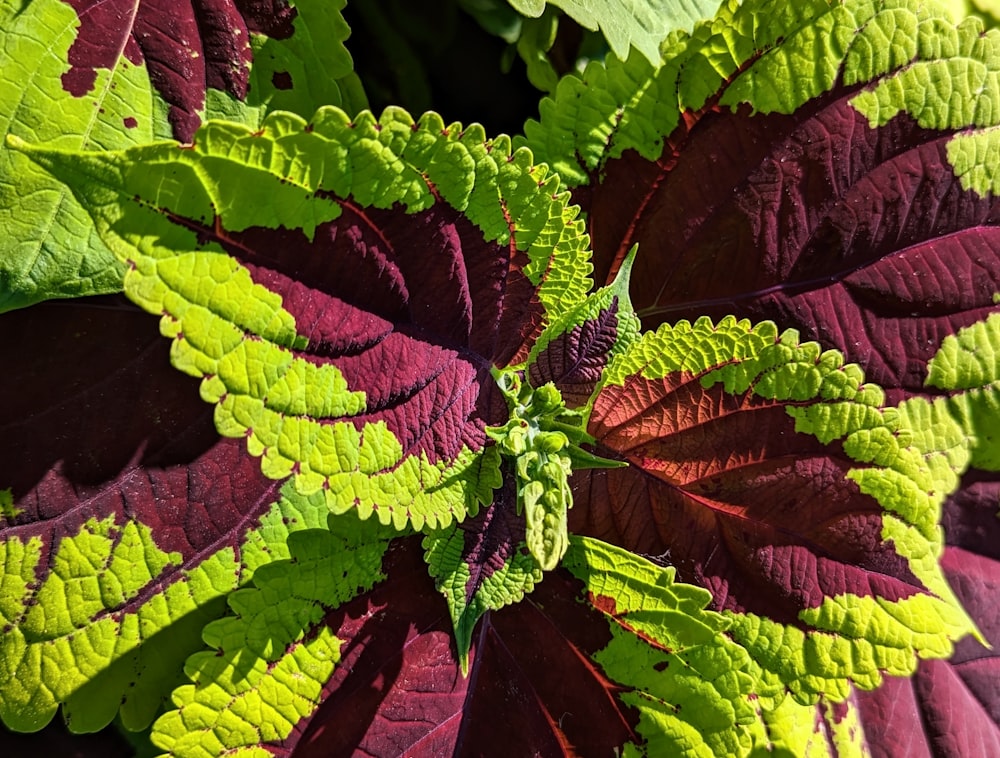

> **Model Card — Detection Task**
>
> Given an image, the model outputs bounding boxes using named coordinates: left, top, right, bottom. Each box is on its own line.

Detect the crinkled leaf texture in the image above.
left=5, top=1, right=1000, bottom=755
left=14, top=106, right=593, bottom=533
left=525, top=0, right=1000, bottom=751
left=150, top=535, right=761, bottom=756
left=524, top=0, right=1000, bottom=401
left=0, top=297, right=334, bottom=733
left=4, top=104, right=594, bottom=741
left=0, top=0, right=364, bottom=313
left=574, top=317, right=976, bottom=712
left=851, top=317, right=1000, bottom=756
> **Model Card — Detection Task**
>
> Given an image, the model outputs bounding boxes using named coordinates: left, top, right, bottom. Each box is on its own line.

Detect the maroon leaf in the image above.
left=855, top=472, right=1000, bottom=757
left=286, top=538, right=636, bottom=757
left=61, top=0, right=296, bottom=141
left=0, top=296, right=291, bottom=730
left=190, top=200, right=528, bottom=470
left=454, top=475, right=524, bottom=602
left=528, top=296, right=622, bottom=407
left=583, top=89, right=1000, bottom=400
left=0, top=296, right=261, bottom=547
left=0, top=297, right=282, bottom=547
left=570, top=360, right=920, bottom=624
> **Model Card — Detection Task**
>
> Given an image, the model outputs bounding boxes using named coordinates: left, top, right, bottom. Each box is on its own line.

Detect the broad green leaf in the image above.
left=507, top=0, right=726, bottom=65
left=0, top=0, right=365, bottom=314
left=524, top=0, right=1000, bottom=188
left=520, top=0, right=835, bottom=185
left=0, top=0, right=144, bottom=312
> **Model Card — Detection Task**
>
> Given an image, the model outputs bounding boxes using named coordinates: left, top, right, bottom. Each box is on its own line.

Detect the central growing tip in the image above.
left=486, top=369, right=619, bottom=570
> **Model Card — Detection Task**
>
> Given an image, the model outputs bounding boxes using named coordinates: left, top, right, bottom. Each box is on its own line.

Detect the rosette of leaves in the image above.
left=3, top=0, right=1000, bottom=756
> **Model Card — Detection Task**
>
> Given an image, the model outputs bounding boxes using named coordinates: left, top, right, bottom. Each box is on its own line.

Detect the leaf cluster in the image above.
left=2, top=1, right=1000, bottom=756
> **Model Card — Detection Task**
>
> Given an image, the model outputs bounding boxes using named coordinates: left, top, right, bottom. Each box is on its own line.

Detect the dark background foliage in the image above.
left=343, top=0, right=585, bottom=136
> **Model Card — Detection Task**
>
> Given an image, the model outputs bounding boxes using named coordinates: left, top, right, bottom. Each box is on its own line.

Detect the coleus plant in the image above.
left=2, top=0, right=1000, bottom=755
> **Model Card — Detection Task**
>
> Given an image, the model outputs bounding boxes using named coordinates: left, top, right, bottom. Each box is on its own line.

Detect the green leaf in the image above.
left=516, top=10, right=561, bottom=92
left=152, top=517, right=394, bottom=755
left=927, top=311, right=1000, bottom=391
left=0, top=483, right=331, bottom=733
left=507, top=0, right=726, bottom=65
left=844, top=14, right=1000, bottom=130
left=0, top=0, right=145, bottom=311
left=523, top=0, right=1000, bottom=194
left=562, top=536, right=763, bottom=757
left=1, top=0, right=364, bottom=313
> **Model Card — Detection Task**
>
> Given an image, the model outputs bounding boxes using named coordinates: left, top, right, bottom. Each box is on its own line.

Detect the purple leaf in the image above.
left=529, top=297, right=622, bottom=407
left=286, top=539, right=636, bottom=757
left=583, top=94, right=1000, bottom=401
left=182, top=201, right=515, bottom=489
left=855, top=472, right=1000, bottom=757
left=0, top=297, right=318, bottom=731
left=569, top=316, right=975, bottom=707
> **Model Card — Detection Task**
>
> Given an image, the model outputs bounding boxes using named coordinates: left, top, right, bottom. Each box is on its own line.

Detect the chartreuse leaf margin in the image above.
left=522, top=0, right=1000, bottom=186
left=0, top=480, right=334, bottom=734
left=10, top=105, right=594, bottom=535
left=591, top=317, right=978, bottom=701
left=153, top=513, right=397, bottom=756
left=3, top=0, right=1000, bottom=755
